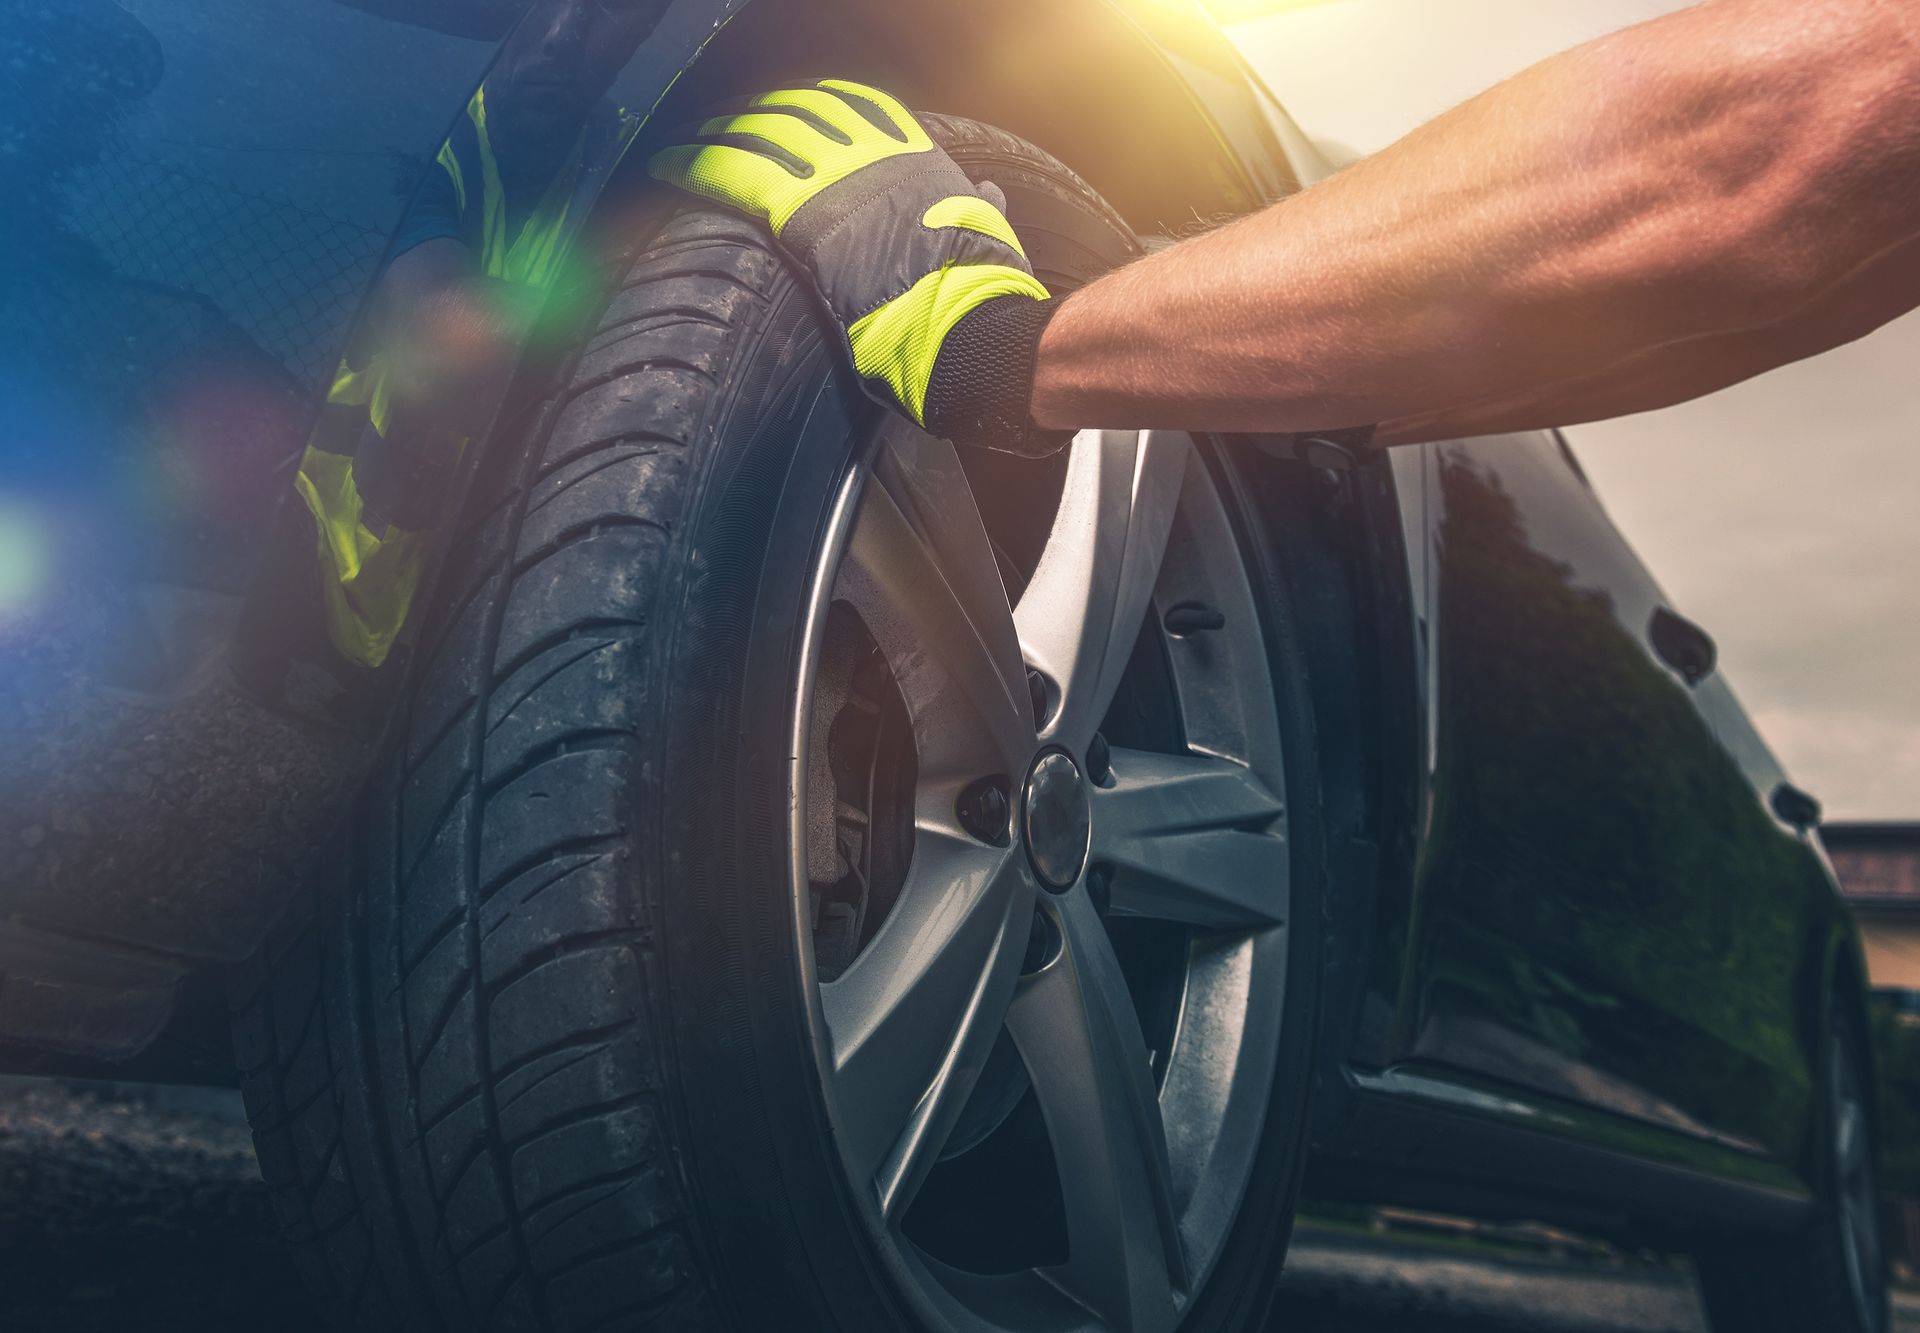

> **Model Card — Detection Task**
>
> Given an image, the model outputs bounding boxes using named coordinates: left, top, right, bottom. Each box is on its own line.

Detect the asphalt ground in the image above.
left=2, top=1080, right=1916, bottom=1333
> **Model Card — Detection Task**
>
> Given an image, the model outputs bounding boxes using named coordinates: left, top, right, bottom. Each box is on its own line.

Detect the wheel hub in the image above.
left=1022, top=749, right=1091, bottom=891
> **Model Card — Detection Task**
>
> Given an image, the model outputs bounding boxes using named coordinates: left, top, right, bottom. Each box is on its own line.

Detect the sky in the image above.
left=1227, top=0, right=1920, bottom=822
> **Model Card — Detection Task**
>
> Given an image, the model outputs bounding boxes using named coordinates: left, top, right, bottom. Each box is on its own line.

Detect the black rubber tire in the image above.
left=231, top=115, right=1327, bottom=1333
left=1695, top=1010, right=1889, bottom=1333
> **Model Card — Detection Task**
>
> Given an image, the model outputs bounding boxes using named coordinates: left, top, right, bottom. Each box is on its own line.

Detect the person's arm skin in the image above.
left=1033, top=0, right=1920, bottom=445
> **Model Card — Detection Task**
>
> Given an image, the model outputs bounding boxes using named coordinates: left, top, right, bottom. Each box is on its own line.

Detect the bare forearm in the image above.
left=1379, top=229, right=1920, bottom=442
left=1032, top=0, right=1920, bottom=441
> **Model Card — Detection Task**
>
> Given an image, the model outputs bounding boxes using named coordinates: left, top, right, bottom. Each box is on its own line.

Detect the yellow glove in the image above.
left=650, top=79, right=1068, bottom=455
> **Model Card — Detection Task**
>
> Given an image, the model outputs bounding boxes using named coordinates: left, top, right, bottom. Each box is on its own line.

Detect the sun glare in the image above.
left=0, top=501, right=49, bottom=621
left=1200, top=0, right=1349, bottom=22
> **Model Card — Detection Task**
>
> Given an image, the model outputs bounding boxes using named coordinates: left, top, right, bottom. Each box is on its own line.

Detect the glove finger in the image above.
left=745, top=87, right=872, bottom=145
left=922, top=195, right=1028, bottom=262
left=696, top=110, right=848, bottom=169
left=647, top=142, right=802, bottom=226
left=818, top=79, right=933, bottom=150
left=978, top=180, right=1008, bottom=214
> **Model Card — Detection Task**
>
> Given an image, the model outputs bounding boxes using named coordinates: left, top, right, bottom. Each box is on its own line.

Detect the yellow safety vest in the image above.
left=295, top=84, right=597, bottom=668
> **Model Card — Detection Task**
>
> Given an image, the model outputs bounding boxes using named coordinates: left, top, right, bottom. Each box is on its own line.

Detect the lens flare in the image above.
left=0, top=500, right=49, bottom=622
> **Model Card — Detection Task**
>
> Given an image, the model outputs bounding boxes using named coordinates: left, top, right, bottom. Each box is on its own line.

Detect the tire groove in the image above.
left=487, top=641, right=624, bottom=739
left=479, top=832, right=629, bottom=906
left=402, top=904, right=464, bottom=974
left=410, top=1085, right=488, bottom=1155
left=483, top=731, right=643, bottom=798
left=524, top=449, right=663, bottom=518
left=492, top=618, right=649, bottom=683
left=509, top=854, right=608, bottom=910
left=535, top=431, right=689, bottom=484
left=497, top=1041, right=611, bottom=1116
left=405, top=956, right=475, bottom=1076
left=521, top=1176, right=624, bottom=1246
left=616, top=263, right=762, bottom=298
left=510, top=514, right=671, bottom=577
left=488, top=1009, right=642, bottom=1090
left=503, top=1090, right=653, bottom=1154
left=586, top=306, right=734, bottom=352
left=514, top=1161, right=661, bottom=1223
left=564, top=355, right=718, bottom=403
left=403, top=695, right=477, bottom=785
left=535, top=1222, right=683, bottom=1288
left=402, top=770, right=473, bottom=884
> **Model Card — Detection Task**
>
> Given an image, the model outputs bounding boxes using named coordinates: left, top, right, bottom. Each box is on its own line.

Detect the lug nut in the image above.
left=1087, top=864, right=1113, bottom=917
left=956, top=776, right=1012, bottom=847
left=1086, top=732, right=1112, bottom=787
left=1021, top=909, right=1057, bottom=974
left=1164, top=600, right=1226, bottom=636
left=1026, top=669, right=1050, bottom=729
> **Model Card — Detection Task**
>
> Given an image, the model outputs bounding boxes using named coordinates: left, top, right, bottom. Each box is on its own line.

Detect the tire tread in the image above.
left=234, top=211, right=777, bottom=1333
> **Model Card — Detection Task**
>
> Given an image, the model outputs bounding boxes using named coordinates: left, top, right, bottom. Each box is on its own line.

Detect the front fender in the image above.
left=654, top=0, right=1318, bottom=230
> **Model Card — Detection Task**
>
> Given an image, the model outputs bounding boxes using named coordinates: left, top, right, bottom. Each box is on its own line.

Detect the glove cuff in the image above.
left=922, top=295, right=1072, bottom=458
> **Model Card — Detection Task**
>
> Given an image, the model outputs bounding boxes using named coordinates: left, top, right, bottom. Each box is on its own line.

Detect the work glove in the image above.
left=649, top=79, right=1070, bottom=457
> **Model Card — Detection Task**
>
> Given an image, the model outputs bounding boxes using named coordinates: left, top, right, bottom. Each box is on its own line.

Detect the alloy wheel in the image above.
left=787, top=422, right=1293, bottom=1333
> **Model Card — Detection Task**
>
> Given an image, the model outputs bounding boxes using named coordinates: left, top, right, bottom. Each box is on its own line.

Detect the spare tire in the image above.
left=232, top=114, right=1328, bottom=1333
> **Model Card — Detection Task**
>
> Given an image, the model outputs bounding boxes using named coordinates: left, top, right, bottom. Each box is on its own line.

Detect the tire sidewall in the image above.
left=652, top=280, right=899, bottom=1330
left=1170, top=435, right=1327, bottom=1332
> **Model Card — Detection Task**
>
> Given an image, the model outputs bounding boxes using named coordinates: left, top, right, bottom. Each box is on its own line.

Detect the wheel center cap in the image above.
left=1022, top=750, right=1091, bottom=891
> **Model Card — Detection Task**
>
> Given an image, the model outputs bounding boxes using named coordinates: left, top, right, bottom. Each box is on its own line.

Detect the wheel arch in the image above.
left=269, top=0, right=1322, bottom=741
left=1215, top=440, right=1427, bottom=1145
left=650, top=0, right=1314, bottom=236
left=1788, top=914, right=1884, bottom=1200
left=1825, top=927, right=1882, bottom=1134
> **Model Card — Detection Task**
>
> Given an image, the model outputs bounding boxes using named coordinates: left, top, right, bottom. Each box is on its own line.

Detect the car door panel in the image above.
left=1686, top=670, right=1838, bottom=1161
left=1403, top=432, right=1792, bottom=1155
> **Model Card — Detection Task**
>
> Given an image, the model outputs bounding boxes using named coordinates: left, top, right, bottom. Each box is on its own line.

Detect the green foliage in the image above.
left=1411, top=454, right=1820, bottom=1151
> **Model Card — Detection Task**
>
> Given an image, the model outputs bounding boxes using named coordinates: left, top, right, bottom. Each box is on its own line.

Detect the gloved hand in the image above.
left=649, top=79, right=1070, bottom=456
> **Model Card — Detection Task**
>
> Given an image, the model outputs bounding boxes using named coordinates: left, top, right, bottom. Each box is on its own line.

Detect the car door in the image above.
left=1685, top=671, right=1837, bottom=1161
left=1396, top=430, right=1782, bottom=1152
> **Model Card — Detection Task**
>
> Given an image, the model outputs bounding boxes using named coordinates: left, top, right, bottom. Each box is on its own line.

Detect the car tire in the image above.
left=231, top=115, right=1327, bottom=1333
left=1695, top=1008, right=1889, bottom=1333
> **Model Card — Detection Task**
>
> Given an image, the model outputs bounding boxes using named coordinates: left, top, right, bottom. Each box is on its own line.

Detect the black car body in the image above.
left=0, top=0, right=1883, bottom=1327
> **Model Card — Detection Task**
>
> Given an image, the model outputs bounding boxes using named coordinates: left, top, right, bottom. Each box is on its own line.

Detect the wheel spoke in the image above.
left=1092, top=747, right=1287, bottom=930
left=1837, top=1097, right=1869, bottom=1181
left=1844, top=1190, right=1881, bottom=1258
left=1016, top=431, right=1189, bottom=751
left=841, top=432, right=1034, bottom=775
left=874, top=427, right=1031, bottom=694
left=821, top=832, right=1033, bottom=1207
left=1008, top=889, right=1185, bottom=1332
